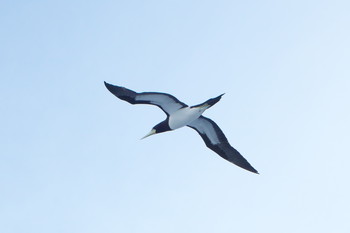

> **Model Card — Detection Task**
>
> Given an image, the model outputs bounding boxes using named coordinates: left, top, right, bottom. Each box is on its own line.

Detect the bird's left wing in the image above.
left=187, top=116, right=258, bottom=174
left=104, top=82, right=187, bottom=115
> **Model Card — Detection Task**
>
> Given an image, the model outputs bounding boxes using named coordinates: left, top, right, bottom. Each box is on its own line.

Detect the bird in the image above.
left=104, top=81, right=258, bottom=174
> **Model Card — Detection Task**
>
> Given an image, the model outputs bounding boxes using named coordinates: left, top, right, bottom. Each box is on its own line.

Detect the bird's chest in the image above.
left=168, top=107, right=204, bottom=130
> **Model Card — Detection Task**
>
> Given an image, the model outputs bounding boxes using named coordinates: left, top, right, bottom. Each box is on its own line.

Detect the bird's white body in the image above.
left=168, top=106, right=208, bottom=130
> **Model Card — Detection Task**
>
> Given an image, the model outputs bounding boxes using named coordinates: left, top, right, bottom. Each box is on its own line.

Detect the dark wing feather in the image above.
left=187, top=116, right=258, bottom=174
left=104, top=82, right=187, bottom=115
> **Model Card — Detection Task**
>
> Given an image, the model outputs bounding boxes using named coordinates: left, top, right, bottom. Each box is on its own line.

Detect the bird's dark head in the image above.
left=141, top=120, right=171, bottom=139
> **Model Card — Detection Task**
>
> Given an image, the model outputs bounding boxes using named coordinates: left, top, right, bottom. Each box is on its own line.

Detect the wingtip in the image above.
left=104, top=82, right=120, bottom=96
left=104, top=81, right=117, bottom=92
left=235, top=158, right=259, bottom=174
left=247, top=166, right=259, bottom=174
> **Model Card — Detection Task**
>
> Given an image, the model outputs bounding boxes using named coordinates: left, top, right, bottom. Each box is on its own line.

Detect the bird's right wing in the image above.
left=104, top=82, right=188, bottom=116
left=187, top=116, right=258, bottom=174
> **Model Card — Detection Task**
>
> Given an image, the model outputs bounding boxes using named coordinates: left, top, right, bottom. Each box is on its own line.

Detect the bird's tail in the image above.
left=191, top=94, right=225, bottom=109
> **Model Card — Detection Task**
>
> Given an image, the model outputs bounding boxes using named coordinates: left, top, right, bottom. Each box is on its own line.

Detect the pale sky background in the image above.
left=1, top=1, right=350, bottom=233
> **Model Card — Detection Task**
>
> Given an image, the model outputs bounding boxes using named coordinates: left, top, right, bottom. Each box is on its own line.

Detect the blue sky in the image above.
left=1, top=1, right=350, bottom=232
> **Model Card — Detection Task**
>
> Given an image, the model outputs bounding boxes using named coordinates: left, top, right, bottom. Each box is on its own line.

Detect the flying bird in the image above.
left=104, top=82, right=258, bottom=174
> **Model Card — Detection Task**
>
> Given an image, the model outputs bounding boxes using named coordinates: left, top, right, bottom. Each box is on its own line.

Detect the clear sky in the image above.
left=1, top=1, right=350, bottom=232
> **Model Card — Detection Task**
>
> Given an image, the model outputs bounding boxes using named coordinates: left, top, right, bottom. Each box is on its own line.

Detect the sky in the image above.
left=1, top=0, right=350, bottom=232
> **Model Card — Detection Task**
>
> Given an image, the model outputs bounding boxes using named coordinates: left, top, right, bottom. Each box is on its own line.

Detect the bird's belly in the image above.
left=168, top=107, right=204, bottom=130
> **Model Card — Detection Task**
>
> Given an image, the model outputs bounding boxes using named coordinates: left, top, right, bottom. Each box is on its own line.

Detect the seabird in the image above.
left=104, top=82, right=258, bottom=174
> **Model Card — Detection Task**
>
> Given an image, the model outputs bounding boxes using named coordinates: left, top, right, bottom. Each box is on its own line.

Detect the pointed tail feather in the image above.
left=191, top=94, right=225, bottom=109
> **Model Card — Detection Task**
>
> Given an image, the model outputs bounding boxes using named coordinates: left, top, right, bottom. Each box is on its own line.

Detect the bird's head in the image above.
left=141, top=120, right=171, bottom=139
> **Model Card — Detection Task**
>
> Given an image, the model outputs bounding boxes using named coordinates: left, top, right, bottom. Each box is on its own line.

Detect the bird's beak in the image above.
left=141, top=129, right=156, bottom=140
